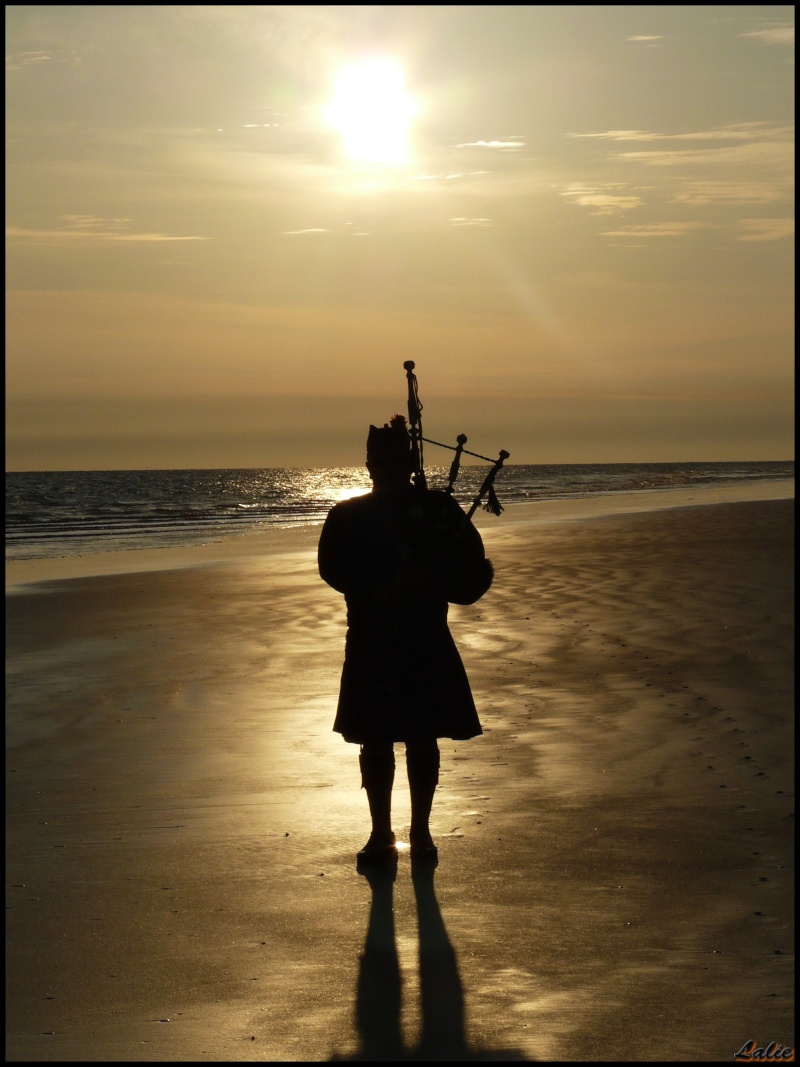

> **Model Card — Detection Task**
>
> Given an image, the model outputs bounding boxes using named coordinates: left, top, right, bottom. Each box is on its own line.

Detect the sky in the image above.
left=5, top=4, right=795, bottom=471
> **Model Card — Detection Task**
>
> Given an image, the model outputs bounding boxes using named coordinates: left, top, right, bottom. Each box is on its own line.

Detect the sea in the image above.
left=5, top=462, right=794, bottom=563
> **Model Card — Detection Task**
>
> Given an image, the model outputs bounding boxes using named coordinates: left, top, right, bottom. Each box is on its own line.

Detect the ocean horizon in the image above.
left=6, top=460, right=794, bottom=563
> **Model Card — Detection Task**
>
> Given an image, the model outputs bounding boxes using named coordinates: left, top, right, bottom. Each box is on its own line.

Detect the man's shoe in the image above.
left=409, top=830, right=438, bottom=862
left=409, top=842, right=438, bottom=862
left=357, top=833, right=398, bottom=865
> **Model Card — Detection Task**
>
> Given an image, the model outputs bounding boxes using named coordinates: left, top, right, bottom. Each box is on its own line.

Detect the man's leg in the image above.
left=406, top=738, right=440, bottom=857
left=358, top=742, right=396, bottom=855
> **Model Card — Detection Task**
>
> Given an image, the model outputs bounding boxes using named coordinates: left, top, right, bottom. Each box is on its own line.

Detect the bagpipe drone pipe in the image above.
left=403, top=361, right=509, bottom=522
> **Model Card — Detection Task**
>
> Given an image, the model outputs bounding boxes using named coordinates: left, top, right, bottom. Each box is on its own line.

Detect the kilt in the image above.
left=333, top=602, right=482, bottom=743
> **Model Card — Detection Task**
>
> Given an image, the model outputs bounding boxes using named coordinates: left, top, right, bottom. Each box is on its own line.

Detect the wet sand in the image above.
left=5, top=484, right=795, bottom=1061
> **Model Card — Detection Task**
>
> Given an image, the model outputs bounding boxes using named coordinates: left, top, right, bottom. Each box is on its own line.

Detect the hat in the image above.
left=366, top=413, right=411, bottom=463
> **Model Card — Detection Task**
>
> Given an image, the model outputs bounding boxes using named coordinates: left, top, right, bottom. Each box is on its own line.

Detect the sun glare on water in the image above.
left=325, top=58, right=416, bottom=165
left=334, top=485, right=371, bottom=502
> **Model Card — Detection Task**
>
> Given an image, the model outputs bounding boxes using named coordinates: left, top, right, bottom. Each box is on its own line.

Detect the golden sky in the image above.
left=5, top=5, right=795, bottom=470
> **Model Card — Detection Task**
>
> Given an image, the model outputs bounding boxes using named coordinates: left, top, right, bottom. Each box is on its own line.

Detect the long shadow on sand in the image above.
left=331, top=858, right=531, bottom=1061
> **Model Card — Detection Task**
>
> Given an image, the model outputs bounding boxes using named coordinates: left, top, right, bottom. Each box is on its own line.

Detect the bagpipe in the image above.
left=403, top=361, right=509, bottom=522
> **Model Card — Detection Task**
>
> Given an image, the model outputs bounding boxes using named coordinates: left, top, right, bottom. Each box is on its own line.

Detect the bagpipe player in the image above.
left=318, top=414, right=494, bottom=865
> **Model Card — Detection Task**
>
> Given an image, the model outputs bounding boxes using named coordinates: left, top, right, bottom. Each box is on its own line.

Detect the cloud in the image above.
left=448, top=217, right=494, bottom=227
left=667, top=180, right=792, bottom=206
left=735, top=218, right=794, bottom=242
left=6, top=216, right=208, bottom=243
left=626, top=35, right=665, bottom=44
left=617, top=140, right=791, bottom=168
left=560, top=184, right=641, bottom=215
left=454, top=139, right=527, bottom=151
left=573, top=125, right=793, bottom=175
left=739, top=28, right=794, bottom=46
left=62, top=214, right=131, bottom=231
left=5, top=50, right=52, bottom=71
left=410, top=171, right=491, bottom=185
left=281, top=224, right=369, bottom=236
left=599, top=222, right=711, bottom=238
left=569, top=122, right=790, bottom=143
left=5, top=47, right=82, bottom=72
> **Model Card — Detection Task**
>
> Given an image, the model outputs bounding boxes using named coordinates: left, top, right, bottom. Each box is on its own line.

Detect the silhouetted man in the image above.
left=318, top=415, right=493, bottom=864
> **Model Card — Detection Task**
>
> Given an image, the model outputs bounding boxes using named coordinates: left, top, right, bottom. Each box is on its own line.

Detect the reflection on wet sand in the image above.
left=333, top=859, right=530, bottom=1061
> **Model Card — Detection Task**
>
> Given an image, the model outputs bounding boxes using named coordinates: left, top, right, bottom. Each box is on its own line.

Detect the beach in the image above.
left=5, top=483, right=795, bottom=1061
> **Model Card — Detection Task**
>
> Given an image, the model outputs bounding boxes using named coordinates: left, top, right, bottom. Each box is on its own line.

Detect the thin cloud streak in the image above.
left=598, top=222, right=712, bottom=238
left=568, top=122, right=792, bottom=143
left=667, top=181, right=791, bottom=205
left=734, top=218, right=794, bottom=242
left=560, top=186, right=642, bottom=215
left=617, top=140, right=791, bottom=168
left=739, top=27, right=794, bottom=45
left=454, top=140, right=527, bottom=150
left=6, top=227, right=209, bottom=243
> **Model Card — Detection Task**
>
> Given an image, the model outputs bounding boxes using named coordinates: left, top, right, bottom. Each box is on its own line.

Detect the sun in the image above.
left=325, top=58, right=415, bottom=166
